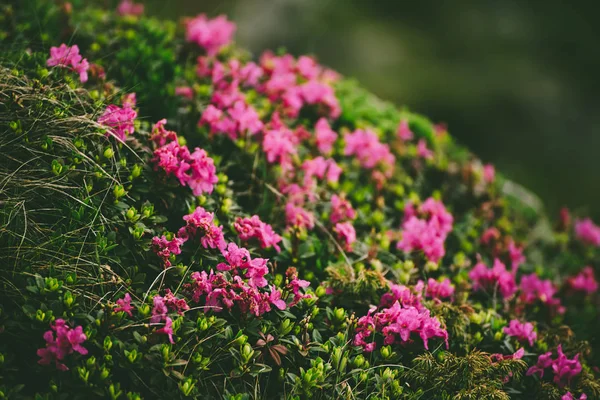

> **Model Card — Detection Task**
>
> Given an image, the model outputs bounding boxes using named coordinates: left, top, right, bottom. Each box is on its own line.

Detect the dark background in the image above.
left=144, top=0, right=600, bottom=219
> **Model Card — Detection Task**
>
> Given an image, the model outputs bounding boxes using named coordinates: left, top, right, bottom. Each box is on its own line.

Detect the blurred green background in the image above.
left=143, top=0, right=600, bottom=219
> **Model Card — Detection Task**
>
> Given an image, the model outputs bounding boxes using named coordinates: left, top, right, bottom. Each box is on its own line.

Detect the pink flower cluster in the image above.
left=562, top=393, right=587, bottom=400
left=314, top=118, right=338, bottom=154
left=333, top=222, right=356, bottom=251
left=425, top=278, right=455, bottom=300
left=217, top=242, right=270, bottom=288
left=301, top=157, right=342, bottom=186
left=568, top=266, right=598, bottom=294
left=344, top=129, right=395, bottom=177
left=527, top=345, right=582, bottom=387
left=469, top=258, right=517, bottom=298
left=117, top=0, right=144, bottom=16
left=114, top=293, right=134, bottom=316
left=200, top=101, right=263, bottom=140
left=574, top=218, right=600, bottom=246
left=188, top=267, right=310, bottom=317
left=151, top=235, right=185, bottom=268
left=151, top=120, right=219, bottom=196
left=397, top=120, right=414, bottom=141
left=519, top=274, right=564, bottom=314
left=285, top=202, right=315, bottom=230
left=234, top=215, right=282, bottom=252
left=178, top=207, right=226, bottom=251
left=330, top=194, right=356, bottom=224
left=47, top=44, right=89, bottom=83
left=98, top=103, right=137, bottom=141
left=37, top=319, right=87, bottom=371
left=508, top=240, right=526, bottom=273
left=354, top=300, right=448, bottom=352
left=259, top=52, right=341, bottom=118
left=186, top=14, right=236, bottom=56
left=397, top=198, right=453, bottom=263
left=380, top=283, right=424, bottom=310
left=503, top=319, right=537, bottom=346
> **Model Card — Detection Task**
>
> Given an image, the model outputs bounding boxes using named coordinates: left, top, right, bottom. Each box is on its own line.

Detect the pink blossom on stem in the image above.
left=568, top=266, right=598, bottom=295
left=425, top=278, right=455, bottom=300
left=330, top=194, right=356, bottom=224
left=469, top=258, right=517, bottom=298
left=37, top=319, right=87, bottom=371
left=504, top=319, right=537, bottom=346
left=186, top=14, right=236, bottom=56
left=519, top=273, right=564, bottom=313
left=285, top=203, right=315, bottom=230
left=47, top=44, right=89, bottom=83
left=334, top=222, right=356, bottom=251
left=156, top=317, right=175, bottom=344
left=483, top=164, right=496, bottom=183
left=117, top=0, right=144, bottom=16
left=417, top=139, right=434, bottom=160
left=175, top=86, right=194, bottom=99
left=314, top=118, right=338, bottom=154
left=397, top=120, right=414, bottom=141
left=233, top=215, right=282, bottom=252
left=575, top=218, right=600, bottom=246
left=98, top=103, right=137, bottom=141
left=114, top=293, right=134, bottom=316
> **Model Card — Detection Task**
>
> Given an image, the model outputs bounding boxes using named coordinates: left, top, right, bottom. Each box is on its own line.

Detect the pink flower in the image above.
left=302, top=157, right=341, bottom=185
left=397, top=199, right=453, bottom=263
left=380, top=283, right=424, bottom=310
left=425, top=278, right=454, bottom=300
left=330, top=194, right=356, bottom=224
left=527, top=351, right=555, bottom=378
left=117, top=0, right=144, bottom=16
left=508, top=240, right=525, bottom=274
left=268, top=286, right=287, bottom=310
left=156, top=317, right=175, bottom=344
left=37, top=319, right=87, bottom=371
left=334, top=222, right=356, bottom=251
left=354, top=299, right=448, bottom=352
left=186, top=14, right=236, bottom=56
left=519, top=274, right=564, bottom=313
left=296, top=55, right=320, bottom=80
left=285, top=203, right=314, bottom=230
left=179, top=207, right=226, bottom=251
left=504, top=319, right=537, bottom=346
left=150, top=119, right=178, bottom=147
left=227, top=100, right=263, bottom=136
left=151, top=235, right=186, bottom=268
left=47, top=44, right=89, bottom=83
left=263, top=126, right=297, bottom=166
left=152, top=142, right=218, bottom=196
left=187, top=148, right=219, bottom=196
left=552, top=346, right=582, bottom=387
left=575, top=218, right=600, bottom=246
left=483, top=164, right=495, bottom=183
left=114, top=293, right=134, bottom=316
left=151, top=295, right=168, bottom=323
left=568, top=266, right=598, bottom=294
left=417, top=139, right=434, bottom=160
left=469, top=259, right=517, bottom=298
left=397, top=120, right=414, bottom=141
left=314, top=118, right=338, bottom=154
left=344, top=129, right=395, bottom=175
left=562, top=393, right=587, bottom=400
left=233, top=215, right=282, bottom=252
left=175, top=86, right=194, bottom=99
left=163, top=289, right=190, bottom=315
left=480, top=227, right=501, bottom=245
left=98, top=104, right=137, bottom=141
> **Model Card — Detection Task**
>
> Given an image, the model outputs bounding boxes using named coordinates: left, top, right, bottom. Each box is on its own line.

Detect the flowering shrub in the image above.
left=1, top=1, right=600, bottom=399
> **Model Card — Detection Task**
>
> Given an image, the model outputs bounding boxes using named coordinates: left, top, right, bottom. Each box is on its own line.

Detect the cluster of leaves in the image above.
left=1, top=1, right=600, bottom=399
